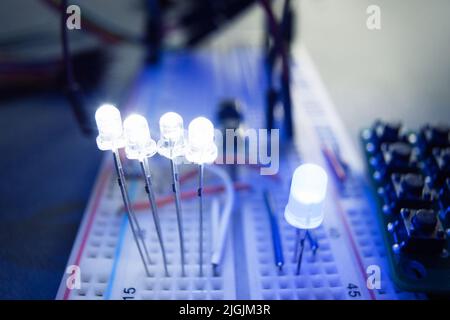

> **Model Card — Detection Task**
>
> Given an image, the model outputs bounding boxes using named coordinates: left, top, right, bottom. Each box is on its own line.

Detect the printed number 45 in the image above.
left=347, top=283, right=361, bottom=298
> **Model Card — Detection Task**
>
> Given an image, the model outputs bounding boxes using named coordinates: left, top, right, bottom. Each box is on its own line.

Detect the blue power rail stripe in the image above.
left=104, top=182, right=138, bottom=300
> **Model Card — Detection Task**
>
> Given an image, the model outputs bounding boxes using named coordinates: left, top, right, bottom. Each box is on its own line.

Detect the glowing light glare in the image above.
left=95, top=104, right=125, bottom=150
left=95, top=104, right=122, bottom=136
left=291, top=164, right=327, bottom=204
left=159, top=112, right=184, bottom=142
left=124, top=114, right=151, bottom=143
left=123, top=114, right=157, bottom=160
left=157, top=112, right=186, bottom=159
left=188, top=117, right=214, bottom=148
left=186, top=117, right=218, bottom=164
left=284, top=163, right=328, bottom=229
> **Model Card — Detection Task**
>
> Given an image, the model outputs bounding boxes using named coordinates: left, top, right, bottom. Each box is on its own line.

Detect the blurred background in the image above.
left=0, top=0, right=449, bottom=299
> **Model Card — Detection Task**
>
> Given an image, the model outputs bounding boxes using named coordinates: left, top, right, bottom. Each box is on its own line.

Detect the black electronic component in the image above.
left=373, top=120, right=403, bottom=144
left=419, top=124, right=450, bottom=152
left=391, top=209, right=447, bottom=254
left=380, top=172, right=437, bottom=215
left=380, top=142, right=421, bottom=173
left=217, top=99, right=244, bottom=131
left=362, top=121, right=420, bottom=183
left=388, top=209, right=446, bottom=256
left=433, top=148, right=450, bottom=175
left=362, top=121, right=400, bottom=157
left=425, top=148, right=450, bottom=188
left=368, top=142, right=421, bottom=184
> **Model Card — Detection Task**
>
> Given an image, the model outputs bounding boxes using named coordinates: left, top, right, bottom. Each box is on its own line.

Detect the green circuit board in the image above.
left=361, top=121, right=450, bottom=293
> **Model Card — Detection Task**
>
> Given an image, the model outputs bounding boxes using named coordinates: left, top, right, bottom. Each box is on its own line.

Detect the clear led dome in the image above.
left=123, top=114, right=157, bottom=160
left=95, top=104, right=125, bottom=150
left=157, top=112, right=186, bottom=159
left=185, top=117, right=218, bottom=164
left=284, top=163, right=328, bottom=229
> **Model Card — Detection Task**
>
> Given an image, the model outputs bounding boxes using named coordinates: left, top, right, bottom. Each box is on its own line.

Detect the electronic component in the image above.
left=217, top=99, right=244, bottom=131
left=388, top=208, right=446, bottom=254
left=419, top=124, right=450, bottom=152
left=362, top=121, right=450, bottom=293
left=157, top=112, right=187, bottom=275
left=284, top=163, right=328, bottom=274
left=371, top=120, right=403, bottom=145
left=123, top=114, right=169, bottom=276
left=158, top=112, right=186, bottom=159
left=424, top=148, right=450, bottom=188
left=123, top=114, right=157, bottom=160
left=95, top=104, right=152, bottom=277
left=186, top=117, right=218, bottom=164
left=95, top=104, right=125, bottom=151
left=284, top=164, right=328, bottom=230
left=186, top=116, right=218, bottom=276
left=379, top=173, right=437, bottom=215
left=369, top=139, right=421, bottom=183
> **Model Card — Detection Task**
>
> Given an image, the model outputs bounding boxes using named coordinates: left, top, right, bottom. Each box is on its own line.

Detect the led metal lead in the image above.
left=95, top=105, right=152, bottom=277
left=284, top=163, right=328, bottom=275
left=186, top=117, right=218, bottom=276
left=123, top=114, right=169, bottom=276
left=157, top=112, right=186, bottom=276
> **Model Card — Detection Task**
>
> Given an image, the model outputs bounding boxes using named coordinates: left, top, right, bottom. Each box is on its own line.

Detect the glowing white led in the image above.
left=95, top=104, right=125, bottom=150
left=160, top=112, right=183, bottom=141
left=157, top=112, right=185, bottom=159
left=186, top=117, right=218, bottom=164
left=157, top=111, right=187, bottom=272
left=123, top=114, right=157, bottom=161
left=284, top=163, right=328, bottom=229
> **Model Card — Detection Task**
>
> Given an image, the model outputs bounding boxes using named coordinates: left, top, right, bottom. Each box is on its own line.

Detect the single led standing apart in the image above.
left=186, top=117, right=218, bottom=276
left=284, top=163, right=328, bottom=275
left=157, top=112, right=186, bottom=275
left=123, top=114, right=169, bottom=276
left=95, top=104, right=152, bottom=277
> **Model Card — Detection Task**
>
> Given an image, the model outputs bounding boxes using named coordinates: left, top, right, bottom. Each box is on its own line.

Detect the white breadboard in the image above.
left=56, top=158, right=236, bottom=300
left=57, top=48, right=423, bottom=300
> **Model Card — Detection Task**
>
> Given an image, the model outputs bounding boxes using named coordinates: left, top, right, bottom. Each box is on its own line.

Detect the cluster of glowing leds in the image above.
left=95, top=106, right=217, bottom=164
left=284, top=163, right=328, bottom=229
left=95, top=104, right=125, bottom=150
left=123, top=114, right=157, bottom=160
left=185, top=117, right=218, bottom=164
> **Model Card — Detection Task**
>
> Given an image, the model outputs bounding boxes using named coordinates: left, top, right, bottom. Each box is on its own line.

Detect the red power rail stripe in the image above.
left=322, top=147, right=346, bottom=182
left=63, top=166, right=111, bottom=300
left=330, top=187, right=377, bottom=300
left=62, top=60, right=145, bottom=299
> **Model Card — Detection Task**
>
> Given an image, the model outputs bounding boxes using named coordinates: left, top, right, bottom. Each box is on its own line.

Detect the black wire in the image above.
left=60, top=0, right=93, bottom=136
left=260, top=0, right=294, bottom=138
left=61, top=0, right=74, bottom=85
left=281, top=0, right=293, bottom=48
